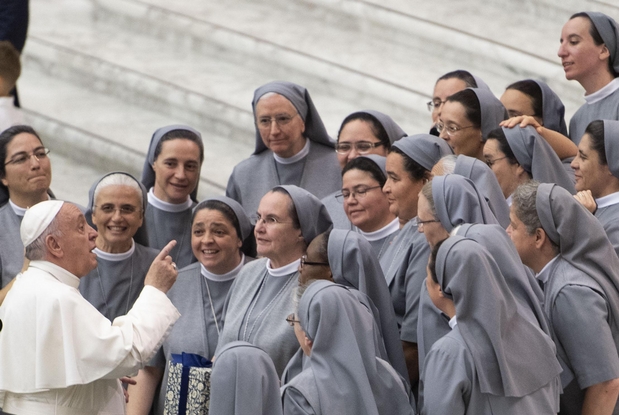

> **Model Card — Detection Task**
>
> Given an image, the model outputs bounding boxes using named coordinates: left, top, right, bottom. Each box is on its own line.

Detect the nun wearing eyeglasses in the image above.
left=322, top=110, right=406, bottom=230
left=141, top=125, right=204, bottom=269
left=419, top=237, right=561, bottom=414
left=210, top=341, right=283, bottom=415
left=215, top=185, right=332, bottom=376
left=226, top=81, right=341, bottom=216
left=79, top=172, right=158, bottom=322
left=282, top=280, right=415, bottom=415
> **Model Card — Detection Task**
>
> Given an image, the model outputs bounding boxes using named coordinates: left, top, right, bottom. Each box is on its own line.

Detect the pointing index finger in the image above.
left=156, top=240, right=177, bottom=261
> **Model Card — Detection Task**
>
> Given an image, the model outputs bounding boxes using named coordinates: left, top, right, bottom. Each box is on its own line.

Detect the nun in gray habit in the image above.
left=282, top=281, right=415, bottom=415
left=226, top=81, right=341, bottom=216
left=417, top=174, right=499, bottom=370
left=322, top=110, right=406, bottom=230
left=503, top=125, right=575, bottom=193
left=210, top=341, right=283, bottom=415
left=148, top=196, right=253, bottom=415
left=141, top=124, right=203, bottom=269
left=216, top=185, right=332, bottom=376
left=379, top=134, right=453, bottom=346
left=568, top=12, right=619, bottom=144
left=419, top=237, right=561, bottom=414
left=534, top=184, right=619, bottom=413
left=452, top=155, right=510, bottom=228
left=79, top=172, right=158, bottom=321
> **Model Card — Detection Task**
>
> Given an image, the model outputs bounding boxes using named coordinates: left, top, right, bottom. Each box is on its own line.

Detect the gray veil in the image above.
left=273, top=185, right=332, bottom=244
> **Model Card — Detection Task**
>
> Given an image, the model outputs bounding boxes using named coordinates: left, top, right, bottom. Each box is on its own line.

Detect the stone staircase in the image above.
left=18, top=0, right=617, bottom=205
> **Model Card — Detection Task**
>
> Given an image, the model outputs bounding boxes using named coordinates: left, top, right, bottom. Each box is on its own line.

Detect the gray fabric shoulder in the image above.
left=596, top=204, right=619, bottom=257
left=282, top=369, right=320, bottom=415
left=569, top=90, right=619, bottom=144
left=0, top=203, right=24, bottom=287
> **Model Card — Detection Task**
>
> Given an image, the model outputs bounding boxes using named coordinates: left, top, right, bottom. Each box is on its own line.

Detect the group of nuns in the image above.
left=2, top=10, right=619, bottom=415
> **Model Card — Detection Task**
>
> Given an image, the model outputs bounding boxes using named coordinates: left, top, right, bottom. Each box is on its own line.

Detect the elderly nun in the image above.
left=420, top=237, right=561, bottom=414
left=210, top=341, right=283, bottom=415
left=282, top=280, right=414, bottom=415
left=572, top=120, right=619, bottom=256
left=79, top=172, right=158, bottom=321
left=509, top=182, right=619, bottom=414
left=323, top=110, right=406, bottom=229
left=226, top=81, right=341, bottom=216
left=215, top=185, right=332, bottom=376
left=141, top=124, right=204, bottom=268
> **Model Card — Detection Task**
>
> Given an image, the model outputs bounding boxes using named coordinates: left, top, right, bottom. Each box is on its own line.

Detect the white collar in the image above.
left=506, top=194, right=513, bottom=207
left=358, top=218, right=399, bottom=241
left=147, top=188, right=193, bottom=212
left=200, top=254, right=245, bottom=282
left=266, top=258, right=301, bottom=277
left=9, top=194, right=51, bottom=216
left=448, top=315, right=458, bottom=329
left=29, top=260, right=80, bottom=289
left=584, top=78, right=619, bottom=104
left=536, top=255, right=559, bottom=284
left=596, top=191, right=619, bottom=209
left=94, top=239, right=135, bottom=261
left=273, top=138, right=310, bottom=165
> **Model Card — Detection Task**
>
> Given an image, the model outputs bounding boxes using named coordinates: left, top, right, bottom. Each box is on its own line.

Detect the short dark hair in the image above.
left=154, top=129, right=204, bottom=164
left=0, top=41, right=21, bottom=94
left=505, top=80, right=543, bottom=119
left=271, top=187, right=301, bottom=229
left=0, top=125, right=43, bottom=180
left=337, top=112, right=391, bottom=150
left=437, top=70, right=478, bottom=88
left=341, top=156, right=387, bottom=187
left=446, top=89, right=481, bottom=129
left=314, top=230, right=331, bottom=264
left=584, top=120, right=606, bottom=165
left=486, top=128, right=519, bottom=165
left=389, top=146, right=431, bottom=181
left=570, top=13, right=618, bottom=77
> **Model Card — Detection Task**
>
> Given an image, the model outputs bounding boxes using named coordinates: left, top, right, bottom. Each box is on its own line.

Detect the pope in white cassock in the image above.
left=0, top=200, right=181, bottom=415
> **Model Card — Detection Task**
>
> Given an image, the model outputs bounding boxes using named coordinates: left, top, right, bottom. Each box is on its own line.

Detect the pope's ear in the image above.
left=45, top=234, right=63, bottom=259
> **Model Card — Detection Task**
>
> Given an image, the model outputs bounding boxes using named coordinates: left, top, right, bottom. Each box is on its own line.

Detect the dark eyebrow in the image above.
left=8, top=146, right=45, bottom=158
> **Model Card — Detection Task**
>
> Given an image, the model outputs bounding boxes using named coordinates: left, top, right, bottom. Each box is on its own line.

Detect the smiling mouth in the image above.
left=202, top=249, right=219, bottom=254
left=107, top=226, right=127, bottom=232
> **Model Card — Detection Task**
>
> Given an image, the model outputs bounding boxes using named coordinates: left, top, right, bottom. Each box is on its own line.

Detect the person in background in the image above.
left=0, top=0, right=28, bottom=107
left=0, top=41, right=23, bottom=131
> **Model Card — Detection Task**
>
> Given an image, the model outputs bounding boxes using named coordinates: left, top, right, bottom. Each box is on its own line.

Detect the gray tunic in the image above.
left=0, top=203, right=23, bottom=287
left=216, top=258, right=299, bottom=376
left=226, top=143, right=341, bottom=216
left=320, top=191, right=352, bottom=230
left=150, top=262, right=237, bottom=415
left=144, top=202, right=195, bottom=269
left=596, top=202, right=619, bottom=257
left=419, top=326, right=560, bottom=415
left=539, top=258, right=619, bottom=415
left=379, top=219, right=430, bottom=342
left=79, top=243, right=158, bottom=321
left=569, top=87, right=619, bottom=144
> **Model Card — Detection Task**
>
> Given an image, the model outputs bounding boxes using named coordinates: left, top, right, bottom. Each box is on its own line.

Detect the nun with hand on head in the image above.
left=215, top=185, right=332, bottom=377
left=126, top=196, right=254, bottom=415
left=499, top=79, right=578, bottom=161
left=419, top=237, right=561, bottom=414
left=226, top=81, right=341, bottom=216
left=415, top=174, right=500, bottom=370
left=380, top=134, right=452, bottom=388
left=282, top=280, right=415, bottom=415
left=141, top=125, right=204, bottom=269
left=572, top=120, right=619, bottom=256
left=79, top=172, right=158, bottom=321
left=210, top=341, right=282, bottom=415
left=437, top=87, right=507, bottom=160
left=323, top=110, right=405, bottom=229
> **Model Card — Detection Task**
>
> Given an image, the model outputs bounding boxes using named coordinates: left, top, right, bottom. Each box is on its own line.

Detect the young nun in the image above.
left=509, top=182, right=619, bottom=414
left=0, top=125, right=53, bottom=288
left=282, top=280, right=415, bottom=415
left=210, top=341, right=283, bottom=415
left=437, top=87, right=508, bottom=160
left=451, top=155, right=510, bottom=227
left=141, top=124, right=204, bottom=268
left=126, top=196, right=254, bottom=415
left=215, top=185, right=332, bottom=376
left=79, top=172, right=158, bottom=321
left=499, top=79, right=578, bottom=162
left=572, top=120, right=619, bottom=256
left=339, top=155, right=399, bottom=258
left=226, top=81, right=341, bottom=215
left=322, top=110, right=405, bottom=229
left=559, top=12, right=619, bottom=144
left=484, top=125, right=575, bottom=202
left=420, top=237, right=561, bottom=414
left=415, top=174, right=500, bottom=368
left=380, top=133, right=452, bottom=387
